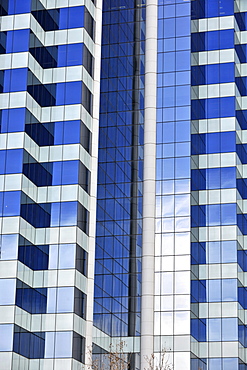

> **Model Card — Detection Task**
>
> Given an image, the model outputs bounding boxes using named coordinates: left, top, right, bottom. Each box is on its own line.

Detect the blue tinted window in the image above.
left=222, top=318, right=238, bottom=341
left=220, top=29, right=234, bottom=49
left=47, top=287, right=74, bottom=313
left=163, top=52, right=175, bottom=73
left=0, top=279, right=16, bottom=305
left=208, top=359, right=222, bottom=370
left=191, top=169, right=206, bottom=191
left=52, top=161, right=79, bottom=185
left=25, top=121, right=54, bottom=146
left=161, top=158, right=174, bottom=180
left=222, top=279, right=237, bottom=301
left=206, top=30, right=234, bottom=51
left=176, top=121, right=190, bottom=142
left=236, top=76, right=247, bottom=96
left=176, top=50, right=190, bottom=71
left=176, top=85, right=190, bottom=106
left=45, top=332, right=55, bottom=358
left=61, top=202, right=77, bottom=226
left=59, top=6, right=84, bottom=29
left=176, top=16, right=190, bottom=37
left=191, top=32, right=205, bottom=52
left=18, top=236, right=49, bottom=270
left=208, top=318, right=221, bottom=341
left=221, top=204, right=236, bottom=225
left=27, top=78, right=56, bottom=107
left=0, top=234, right=18, bottom=260
left=54, top=120, right=80, bottom=145
left=57, top=287, right=74, bottom=312
left=29, top=44, right=58, bottom=69
left=222, top=358, right=239, bottom=370
left=237, top=110, right=247, bottom=130
left=206, top=0, right=218, bottom=17
left=45, top=331, right=73, bottom=358
left=0, top=191, right=21, bottom=216
left=46, top=288, right=57, bottom=313
left=207, top=168, right=220, bottom=189
left=235, top=12, right=247, bottom=31
left=4, top=69, right=27, bottom=92
left=5, top=149, right=23, bottom=174
left=176, top=3, right=190, bottom=16
left=206, top=132, right=235, bottom=153
left=222, top=241, right=237, bottom=263
left=193, top=98, right=238, bottom=120
left=16, top=280, right=47, bottom=314
left=51, top=202, right=77, bottom=227
left=56, top=82, right=82, bottom=105
left=191, top=99, right=205, bottom=120
left=207, top=242, right=220, bottom=263
left=207, top=241, right=238, bottom=264
left=8, top=0, right=31, bottom=14
left=72, top=332, right=85, bottom=362
left=13, top=326, right=45, bottom=359
left=55, top=331, right=73, bottom=358
left=18, top=244, right=49, bottom=270
left=207, top=204, right=220, bottom=226
left=207, top=279, right=221, bottom=302
left=31, top=8, right=59, bottom=32
left=207, top=97, right=235, bottom=119
left=23, top=158, right=52, bottom=187
left=238, top=213, right=247, bottom=235
left=175, top=157, right=190, bottom=178
left=192, top=63, right=234, bottom=85
left=191, top=205, right=206, bottom=228
left=176, top=36, right=190, bottom=52
left=191, top=0, right=205, bottom=20
left=236, top=44, right=247, bottom=64
left=206, top=0, right=233, bottom=17
left=191, top=279, right=206, bottom=302
left=221, top=167, right=236, bottom=188
left=59, top=244, right=76, bottom=269
left=6, top=30, right=30, bottom=53
left=191, top=318, right=206, bottom=341
left=220, top=97, right=235, bottom=117
left=0, top=324, right=13, bottom=351
left=162, top=87, right=175, bottom=108
left=1, top=108, right=25, bottom=132
left=207, top=204, right=236, bottom=226
left=218, top=0, right=234, bottom=16
left=50, top=203, right=60, bottom=227
left=165, top=18, right=175, bottom=38
left=163, top=5, right=175, bottom=18
left=176, top=70, right=190, bottom=85
left=207, top=167, right=235, bottom=189
left=20, top=196, right=51, bottom=228
left=58, top=43, right=83, bottom=67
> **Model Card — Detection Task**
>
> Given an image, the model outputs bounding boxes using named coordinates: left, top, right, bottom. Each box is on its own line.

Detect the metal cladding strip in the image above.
left=141, top=0, right=158, bottom=368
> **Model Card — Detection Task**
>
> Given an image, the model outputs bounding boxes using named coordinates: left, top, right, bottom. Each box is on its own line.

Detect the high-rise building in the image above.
left=0, top=0, right=246, bottom=369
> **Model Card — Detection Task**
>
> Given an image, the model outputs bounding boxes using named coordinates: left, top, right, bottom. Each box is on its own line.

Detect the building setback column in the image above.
left=85, top=0, right=103, bottom=360
left=141, top=0, right=158, bottom=368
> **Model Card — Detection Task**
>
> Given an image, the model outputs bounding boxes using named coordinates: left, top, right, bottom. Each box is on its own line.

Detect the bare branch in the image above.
left=144, top=349, right=173, bottom=370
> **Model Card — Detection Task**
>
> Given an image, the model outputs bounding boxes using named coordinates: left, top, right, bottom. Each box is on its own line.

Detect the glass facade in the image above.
left=0, top=0, right=247, bottom=369
left=0, top=0, right=97, bottom=368
left=190, top=0, right=243, bottom=369
left=93, top=1, right=145, bottom=367
left=155, top=0, right=191, bottom=368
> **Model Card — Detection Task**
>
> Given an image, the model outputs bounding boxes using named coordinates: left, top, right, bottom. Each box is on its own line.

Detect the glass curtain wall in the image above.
left=155, top=0, right=191, bottom=369
left=94, top=0, right=145, bottom=368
